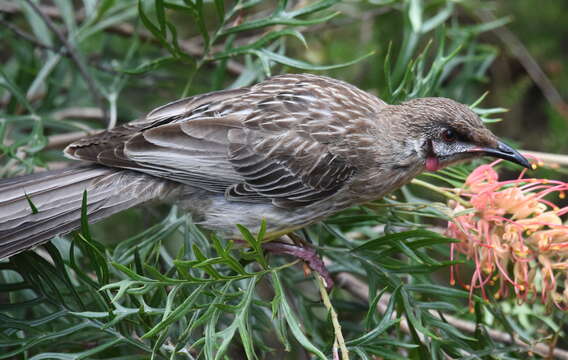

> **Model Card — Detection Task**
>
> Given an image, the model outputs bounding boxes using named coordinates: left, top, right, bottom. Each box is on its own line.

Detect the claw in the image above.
left=263, top=241, right=334, bottom=290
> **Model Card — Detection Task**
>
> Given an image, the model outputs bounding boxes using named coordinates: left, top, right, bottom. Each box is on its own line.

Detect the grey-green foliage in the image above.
left=0, top=0, right=562, bottom=359
left=380, top=1, right=508, bottom=123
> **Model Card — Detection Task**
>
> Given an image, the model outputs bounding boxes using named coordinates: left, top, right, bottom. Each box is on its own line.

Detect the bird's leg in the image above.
left=287, top=232, right=312, bottom=248
left=262, top=235, right=334, bottom=290
left=231, top=233, right=333, bottom=289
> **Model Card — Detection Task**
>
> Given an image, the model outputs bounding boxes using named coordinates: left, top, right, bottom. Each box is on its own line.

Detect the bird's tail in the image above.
left=0, top=165, right=177, bottom=259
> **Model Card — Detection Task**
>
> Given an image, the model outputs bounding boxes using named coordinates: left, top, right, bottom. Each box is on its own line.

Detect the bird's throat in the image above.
left=425, top=156, right=441, bottom=172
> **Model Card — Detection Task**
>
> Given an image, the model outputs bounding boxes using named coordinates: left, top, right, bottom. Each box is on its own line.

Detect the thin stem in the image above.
left=411, top=178, right=471, bottom=207
left=0, top=17, right=67, bottom=54
left=22, top=0, right=109, bottom=122
left=182, top=62, right=201, bottom=98
left=181, top=3, right=234, bottom=98
left=315, top=274, right=349, bottom=360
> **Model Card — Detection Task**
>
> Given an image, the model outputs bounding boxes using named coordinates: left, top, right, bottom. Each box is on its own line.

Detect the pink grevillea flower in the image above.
left=446, top=160, right=568, bottom=310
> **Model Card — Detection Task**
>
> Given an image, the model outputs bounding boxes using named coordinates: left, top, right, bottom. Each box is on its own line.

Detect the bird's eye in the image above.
left=441, top=128, right=457, bottom=143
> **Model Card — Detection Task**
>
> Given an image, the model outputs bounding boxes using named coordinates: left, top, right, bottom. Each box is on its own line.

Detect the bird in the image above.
left=0, top=73, right=530, bottom=260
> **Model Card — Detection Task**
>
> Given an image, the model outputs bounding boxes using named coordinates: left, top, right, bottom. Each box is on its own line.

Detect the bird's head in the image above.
left=394, top=97, right=531, bottom=172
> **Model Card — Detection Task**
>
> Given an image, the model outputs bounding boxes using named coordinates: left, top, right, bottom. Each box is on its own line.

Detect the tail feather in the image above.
left=0, top=165, right=178, bottom=259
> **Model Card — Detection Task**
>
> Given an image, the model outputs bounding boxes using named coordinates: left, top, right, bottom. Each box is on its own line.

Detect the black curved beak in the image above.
left=476, top=141, right=531, bottom=169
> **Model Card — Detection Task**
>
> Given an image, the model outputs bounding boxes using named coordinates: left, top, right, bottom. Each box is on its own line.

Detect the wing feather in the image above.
left=64, top=74, right=384, bottom=208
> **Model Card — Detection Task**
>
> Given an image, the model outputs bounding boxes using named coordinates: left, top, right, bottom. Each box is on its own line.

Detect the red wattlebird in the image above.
left=0, top=74, right=530, bottom=260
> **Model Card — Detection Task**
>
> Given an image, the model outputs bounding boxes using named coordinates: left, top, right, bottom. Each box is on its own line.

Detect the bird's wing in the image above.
left=65, top=74, right=383, bottom=207
left=225, top=125, right=356, bottom=207
left=66, top=88, right=249, bottom=192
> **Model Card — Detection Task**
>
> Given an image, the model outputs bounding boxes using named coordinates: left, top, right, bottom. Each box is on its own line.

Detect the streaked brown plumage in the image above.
left=0, top=74, right=530, bottom=259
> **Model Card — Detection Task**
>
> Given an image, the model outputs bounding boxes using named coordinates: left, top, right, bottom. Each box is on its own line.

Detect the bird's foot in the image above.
left=262, top=241, right=334, bottom=290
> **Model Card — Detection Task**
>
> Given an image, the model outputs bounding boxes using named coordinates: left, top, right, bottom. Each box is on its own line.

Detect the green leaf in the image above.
left=79, top=190, right=92, bottom=242
left=221, top=12, right=340, bottom=35
left=347, top=286, right=402, bottom=346
left=287, top=0, right=340, bottom=17
left=24, top=193, right=39, bottom=214
left=154, top=0, right=167, bottom=34
left=421, top=2, right=453, bottom=33
left=271, top=272, right=326, bottom=359
left=212, top=29, right=308, bottom=60
left=143, top=283, right=207, bottom=338
left=0, top=68, right=36, bottom=114
left=138, top=0, right=176, bottom=55
left=237, top=223, right=268, bottom=269
left=406, top=284, right=483, bottom=302
left=408, top=0, right=423, bottom=33
left=353, top=229, right=453, bottom=252
left=253, top=49, right=374, bottom=73
left=214, top=0, right=225, bottom=22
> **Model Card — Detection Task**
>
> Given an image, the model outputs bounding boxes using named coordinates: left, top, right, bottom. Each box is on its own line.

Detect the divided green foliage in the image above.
left=1, top=0, right=565, bottom=359
left=381, top=9, right=508, bottom=123
left=134, top=0, right=373, bottom=95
